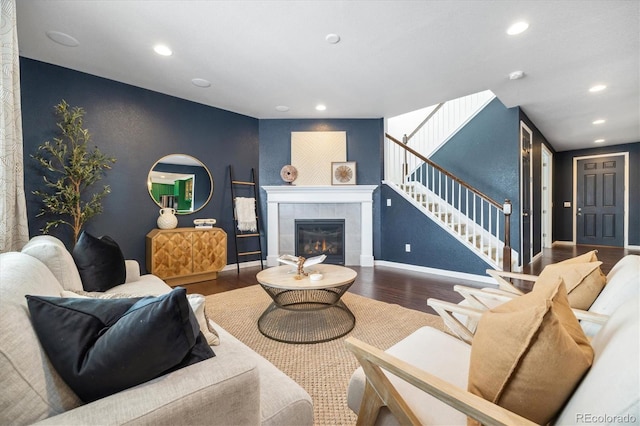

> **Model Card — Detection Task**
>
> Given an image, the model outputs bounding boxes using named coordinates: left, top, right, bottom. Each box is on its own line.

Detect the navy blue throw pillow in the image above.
left=26, top=287, right=214, bottom=402
left=72, top=231, right=126, bottom=291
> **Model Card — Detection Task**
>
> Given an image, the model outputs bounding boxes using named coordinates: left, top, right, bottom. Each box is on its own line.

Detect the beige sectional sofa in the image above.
left=0, top=235, right=313, bottom=425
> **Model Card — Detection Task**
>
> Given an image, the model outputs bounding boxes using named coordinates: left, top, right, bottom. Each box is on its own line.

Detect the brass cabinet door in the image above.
left=152, top=231, right=192, bottom=279
left=192, top=229, right=227, bottom=273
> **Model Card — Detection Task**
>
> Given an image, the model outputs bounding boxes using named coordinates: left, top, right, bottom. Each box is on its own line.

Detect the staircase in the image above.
left=388, top=90, right=495, bottom=158
left=385, top=92, right=518, bottom=271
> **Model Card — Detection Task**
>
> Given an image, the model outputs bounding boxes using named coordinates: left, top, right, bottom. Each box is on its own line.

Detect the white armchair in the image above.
left=346, top=297, right=639, bottom=425
left=345, top=336, right=535, bottom=426
left=432, top=255, right=639, bottom=342
left=426, top=288, right=609, bottom=344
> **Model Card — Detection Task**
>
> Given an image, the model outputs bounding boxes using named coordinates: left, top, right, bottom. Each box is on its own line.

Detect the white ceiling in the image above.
left=16, top=1, right=639, bottom=152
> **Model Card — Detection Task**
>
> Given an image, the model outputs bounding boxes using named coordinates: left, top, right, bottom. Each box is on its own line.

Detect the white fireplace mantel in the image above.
left=262, top=185, right=377, bottom=267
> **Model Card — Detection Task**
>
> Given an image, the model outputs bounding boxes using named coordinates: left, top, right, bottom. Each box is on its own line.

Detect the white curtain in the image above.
left=0, top=0, right=29, bottom=252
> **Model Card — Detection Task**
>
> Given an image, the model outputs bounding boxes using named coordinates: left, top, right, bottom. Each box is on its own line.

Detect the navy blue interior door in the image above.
left=576, top=155, right=624, bottom=247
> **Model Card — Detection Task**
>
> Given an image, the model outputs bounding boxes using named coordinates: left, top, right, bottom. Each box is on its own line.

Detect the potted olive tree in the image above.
left=32, top=100, right=116, bottom=246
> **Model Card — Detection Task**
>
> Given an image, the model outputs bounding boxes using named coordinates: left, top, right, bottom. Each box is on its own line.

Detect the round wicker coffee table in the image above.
left=255, top=264, right=357, bottom=344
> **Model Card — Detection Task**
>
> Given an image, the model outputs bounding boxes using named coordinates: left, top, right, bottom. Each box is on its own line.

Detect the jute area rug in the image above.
left=206, top=285, right=447, bottom=426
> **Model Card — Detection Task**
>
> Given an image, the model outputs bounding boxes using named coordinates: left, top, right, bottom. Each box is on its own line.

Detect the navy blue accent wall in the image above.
left=428, top=97, right=521, bottom=260
left=258, top=119, right=384, bottom=258
left=20, top=58, right=259, bottom=271
left=380, top=185, right=492, bottom=274
left=554, top=142, right=640, bottom=245
left=25, top=54, right=615, bottom=278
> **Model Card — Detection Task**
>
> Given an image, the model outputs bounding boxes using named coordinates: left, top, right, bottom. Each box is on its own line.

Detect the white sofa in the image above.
left=1, top=235, right=313, bottom=425
left=346, top=254, right=640, bottom=425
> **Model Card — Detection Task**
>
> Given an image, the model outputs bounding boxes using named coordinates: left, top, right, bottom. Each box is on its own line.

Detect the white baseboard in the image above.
left=373, top=260, right=495, bottom=285
left=552, top=240, right=575, bottom=246
left=531, top=251, right=543, bottom=264
left=226, top=259, right=533, bottom=285
left=552, top=241, right=640, bottom=251
left=222, top=260, right=264, bottom=272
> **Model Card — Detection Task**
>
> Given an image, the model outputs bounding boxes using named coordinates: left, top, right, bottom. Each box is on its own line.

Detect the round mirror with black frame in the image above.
left=147, top=154, right=213, bottom=215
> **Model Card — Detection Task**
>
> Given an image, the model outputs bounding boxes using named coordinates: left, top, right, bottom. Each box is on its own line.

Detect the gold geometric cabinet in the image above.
left=146, top=227, right=227, bottom=286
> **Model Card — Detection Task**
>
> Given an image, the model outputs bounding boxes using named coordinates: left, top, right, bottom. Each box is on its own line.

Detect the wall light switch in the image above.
left=386, top=198, right=392, bottom=206
left=564, top=201, right=571, bottom=208
left=405, top=244, right=411, bottom=252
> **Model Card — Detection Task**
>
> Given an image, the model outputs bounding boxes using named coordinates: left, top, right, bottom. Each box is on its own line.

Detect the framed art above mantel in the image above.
left=332, top=161, right=356, bottom=185
left=291, top=131, right=346, bottom=185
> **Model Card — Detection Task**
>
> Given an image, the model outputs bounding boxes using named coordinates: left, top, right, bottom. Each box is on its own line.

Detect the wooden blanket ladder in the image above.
left=229, top=165, right=264, bottom=273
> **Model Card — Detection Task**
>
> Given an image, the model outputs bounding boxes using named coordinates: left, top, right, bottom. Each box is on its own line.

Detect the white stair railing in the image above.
left=389, top=90, right=495, bottom=159
left=385, top=133, right=515, bottom=270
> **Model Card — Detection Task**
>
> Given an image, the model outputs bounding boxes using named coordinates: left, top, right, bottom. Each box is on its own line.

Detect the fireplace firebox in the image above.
left=295, top=219, right=345, bottom=265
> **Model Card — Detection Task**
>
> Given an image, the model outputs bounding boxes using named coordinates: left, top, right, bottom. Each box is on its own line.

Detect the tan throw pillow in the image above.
left=468, top=278, right=593, bottom=425
left=62, top=290, right=220, bottom=346
left=534, top=261, right=606, bottom=310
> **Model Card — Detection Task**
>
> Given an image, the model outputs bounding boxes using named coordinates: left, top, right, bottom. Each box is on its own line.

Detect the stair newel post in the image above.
left=402, top=134, right=408, bottom=181
left=502, top=199, right=512, bottom=272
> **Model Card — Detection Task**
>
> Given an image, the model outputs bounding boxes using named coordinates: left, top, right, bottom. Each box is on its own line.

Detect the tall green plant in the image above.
left=32, top=100, right=116, bottom=245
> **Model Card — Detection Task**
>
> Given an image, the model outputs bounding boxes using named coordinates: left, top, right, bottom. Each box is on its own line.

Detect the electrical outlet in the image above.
left=405, top=244, right=411, bottom=252
left=386, top=198, right=392, bottom=206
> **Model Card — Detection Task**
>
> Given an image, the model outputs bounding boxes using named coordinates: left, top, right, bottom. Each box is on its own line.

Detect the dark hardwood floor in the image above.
left=185, top=244, right=639, bottom=315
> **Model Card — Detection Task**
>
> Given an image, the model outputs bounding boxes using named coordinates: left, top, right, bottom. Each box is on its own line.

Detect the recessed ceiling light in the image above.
left=592, top=119, right=606, bottom=125
left=191, top=78, right=211, bottom=88
left=325, top=33, right=341, bottom=44
left=45, top=30, right=79, bottom=47
left=508, top=70, right=525, bottom=80
left=594, top=139, right=605, bottom=143
left=315, top=104, right=327, bottom=111
left=589, top=84, right=607, bottom=93
left=153, top=44, right=172, bottom=56
left=507, top=21, right=529, bottom=35
left=275, top=105, right=290, bottom=112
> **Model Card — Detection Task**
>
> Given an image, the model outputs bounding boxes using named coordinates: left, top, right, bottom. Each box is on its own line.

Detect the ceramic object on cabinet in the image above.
left=157, top=208, right=178, bottom=229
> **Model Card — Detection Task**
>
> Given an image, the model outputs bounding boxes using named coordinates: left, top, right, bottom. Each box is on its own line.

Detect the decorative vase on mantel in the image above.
left=157, top=208, right=178, bottom=229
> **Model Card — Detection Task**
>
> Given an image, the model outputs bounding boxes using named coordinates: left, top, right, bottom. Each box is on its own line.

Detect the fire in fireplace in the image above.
left=295, top=219, right=345, bottom=265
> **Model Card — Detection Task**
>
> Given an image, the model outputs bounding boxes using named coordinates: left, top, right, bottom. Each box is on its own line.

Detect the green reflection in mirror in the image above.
left=147, top=154, right=213, bottom=215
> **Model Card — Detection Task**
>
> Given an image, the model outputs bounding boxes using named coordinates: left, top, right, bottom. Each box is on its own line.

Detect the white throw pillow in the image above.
left=22, top=236, right=84, bottom=291
left=185, top=294, right=220, bottom=346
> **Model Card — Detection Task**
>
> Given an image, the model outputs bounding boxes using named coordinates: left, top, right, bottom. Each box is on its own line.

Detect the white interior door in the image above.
left=520, top=122, right=533, bottom=266
left=541, top=145, right=553, bottom=248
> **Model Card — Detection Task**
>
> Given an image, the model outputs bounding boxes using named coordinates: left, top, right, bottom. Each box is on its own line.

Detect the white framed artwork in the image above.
left=291, top=131, right=346, bottom=185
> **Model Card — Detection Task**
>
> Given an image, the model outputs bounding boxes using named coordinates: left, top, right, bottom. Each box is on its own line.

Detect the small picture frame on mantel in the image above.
left=331, top=161, right=357, bottom=185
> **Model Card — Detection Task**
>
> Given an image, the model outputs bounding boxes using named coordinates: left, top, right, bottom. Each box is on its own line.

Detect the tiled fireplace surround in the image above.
left=262, top=185, right=378, bottom=267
